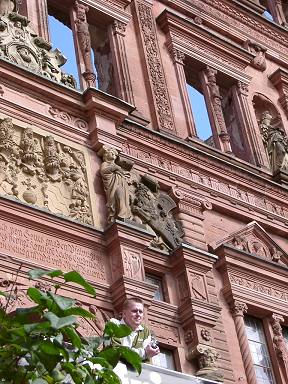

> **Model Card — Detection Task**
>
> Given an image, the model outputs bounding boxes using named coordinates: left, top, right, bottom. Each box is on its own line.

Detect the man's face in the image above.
left=123, top=302, right=144, bottom=330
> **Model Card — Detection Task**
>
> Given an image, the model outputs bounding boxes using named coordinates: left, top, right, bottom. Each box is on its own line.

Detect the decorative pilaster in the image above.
left=173, top=188, right=212, bottom=249
left=269, top=68, right=288, bottom=120
left=200, top=67, right=232, bottom=153
left=232, top=81, right=268, bottom=166
left=108, top=20, right=135, bottom=104
left=267, top=0, right=288, bottom=27
left=23, top=0, right=50, bottom=41
left=270, top=314, right=288, bottom=382
left=133, top=0, right=176, bottom=134
left=231, top=301, right=258, bottom=384
left=71, top=1, right=96, bottom=89
left=168, top=45, right=198, bottom=138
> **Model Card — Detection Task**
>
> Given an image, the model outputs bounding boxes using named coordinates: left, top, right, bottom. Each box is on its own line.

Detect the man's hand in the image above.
left=145, top=343, right=160, bottom=358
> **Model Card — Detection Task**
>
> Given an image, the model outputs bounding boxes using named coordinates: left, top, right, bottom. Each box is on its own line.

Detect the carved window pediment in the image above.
left=211, top=220, right=288, bottom=266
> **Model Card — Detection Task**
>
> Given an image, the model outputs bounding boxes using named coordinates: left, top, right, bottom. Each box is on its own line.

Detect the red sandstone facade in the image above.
left=0, top=0, right=287, bottom=383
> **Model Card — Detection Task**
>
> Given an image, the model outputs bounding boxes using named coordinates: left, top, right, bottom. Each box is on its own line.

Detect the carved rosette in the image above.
left=0, top=117, right=92, bottom=225
left=136, top=1, right=175, bottom=133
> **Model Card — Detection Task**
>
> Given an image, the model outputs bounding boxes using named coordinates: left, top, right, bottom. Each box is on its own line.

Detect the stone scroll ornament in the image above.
left=99, top=145, right=184, bottom=250
left=0, top=0, right=76, bottom=88
left=0, top=117, right=92, bottom=224
left=259, top=111, right=288, bottom=173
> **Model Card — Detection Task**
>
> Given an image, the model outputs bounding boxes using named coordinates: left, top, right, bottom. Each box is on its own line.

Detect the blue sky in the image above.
left=49, top=16, right=212, bottom=140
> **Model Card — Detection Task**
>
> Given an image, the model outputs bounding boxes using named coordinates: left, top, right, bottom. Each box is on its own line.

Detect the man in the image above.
left=108, top=297, right=160, bottom=361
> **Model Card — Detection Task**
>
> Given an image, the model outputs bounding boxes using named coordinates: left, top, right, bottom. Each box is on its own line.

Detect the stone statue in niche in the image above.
left=0, top=116, right=92, bottom=224
left=260, top=111, right=288, bottom=173
left=0, top=0, right=76, bottom=87
left=99, top=145, right=184, bottom=250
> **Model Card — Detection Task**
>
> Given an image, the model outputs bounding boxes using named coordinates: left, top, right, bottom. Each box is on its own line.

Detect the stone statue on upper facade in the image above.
left=100, top=145, right=133, bottom=222
left=99, top=145, right=184, bottom=250
left=260, top=111, right=288, bottom=174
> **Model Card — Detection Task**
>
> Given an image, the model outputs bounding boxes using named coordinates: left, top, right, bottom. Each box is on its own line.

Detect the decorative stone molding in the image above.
left=0, top=116, right=92, bottom=225
left=134, top=1, right=176, bottom=133
left=48, top=106, right=89, bottom=131
left=121, top=128, right=288, bottom=224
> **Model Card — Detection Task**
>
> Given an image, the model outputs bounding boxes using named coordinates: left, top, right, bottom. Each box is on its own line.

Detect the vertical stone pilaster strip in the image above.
left=109, top=21, right=135, bottom=105
left=169, top=47, right=198, bottom=138
left=231, top=301, right=258, bottom=384
left=232, top=81, right=268, bottom=167
left=200, top=66, right=232, bottom=153
left=270, top=314, right=288, bottom=382
left=71, top=1, right=96, bottom=89
left=25, top=0, right=50, bottom=41
left=133, top=0, right=176, bottom=134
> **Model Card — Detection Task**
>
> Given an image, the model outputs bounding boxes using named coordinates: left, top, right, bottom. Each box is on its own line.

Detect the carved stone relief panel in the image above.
left=150, top=320, right=181, bottom=346
left=122, top=246, right=143, bottom=280
left=0, top=2, right=76, bottom=88
left=0, top=220, right=107, bottom=281
left=0, top=116, right=93, bottom=225
left=188, top=271, right=208, bottom=302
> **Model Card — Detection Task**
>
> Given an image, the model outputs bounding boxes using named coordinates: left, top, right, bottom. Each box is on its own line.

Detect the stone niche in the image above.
left=0, top=115, right=93, bottom=225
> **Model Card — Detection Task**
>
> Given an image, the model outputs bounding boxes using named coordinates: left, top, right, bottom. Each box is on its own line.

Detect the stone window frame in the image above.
left=19, top=0, right=134, bottom=103
left=215, top=244, right=288, bottom=384
left=157, top=9, right=269, bottom=167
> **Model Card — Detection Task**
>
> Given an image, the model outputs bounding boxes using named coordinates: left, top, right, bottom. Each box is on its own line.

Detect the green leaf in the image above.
left=24, top=322, right=51, bottom=334
left=88, top=357, right=112, bottom=369
left=28, top=269, right=63, bottom=280
left=27, top=288, right=48, bottom=305
left=63, top=327, right=82, bottom=349
left=40, top=340, right=62, bottom=356
left=63, top=307, right=95, bottom=319
left=118, top=346, right=142, bottom=374
left=49, top=292, right=75, bottom=310
left=64, top=271, right=96, bottom=297
left=44, top=312, right=77, bottom=329
left=98, top=368, right=121, bottom=384
left=0, top=291, right=8, bottom=297
left=104, top=322, right=132, bottom=338
left=98, top=347, right=119, bottom=368
left=32, top=379, right=49, bottom=384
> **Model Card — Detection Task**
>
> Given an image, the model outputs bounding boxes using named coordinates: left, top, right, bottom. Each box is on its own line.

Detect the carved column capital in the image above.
left=237, top=81, right=249, bottom=96
left=169, top=47, right=185, bottom=65
left=112, top=20, right=127, bottom=36
left=231, top=301, right=248, bottom=317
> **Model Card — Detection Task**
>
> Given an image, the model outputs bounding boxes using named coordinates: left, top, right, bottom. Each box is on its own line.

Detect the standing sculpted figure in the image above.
left=0, top=0, right=15, bottom=16
left=100, top=146, right=132, bottom=222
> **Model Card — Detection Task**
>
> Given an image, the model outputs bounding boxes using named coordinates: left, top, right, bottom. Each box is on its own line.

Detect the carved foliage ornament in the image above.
left=0, top=0, right=76, bottom=88
left=98, top=145, right=184, bottom=250
left=137, top=1, right=175, bottom=133
left=0, top=117, right=92, bottom=224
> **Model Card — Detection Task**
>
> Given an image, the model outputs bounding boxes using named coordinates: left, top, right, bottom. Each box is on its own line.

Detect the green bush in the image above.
left=0, top=268, right=141, bottom=384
